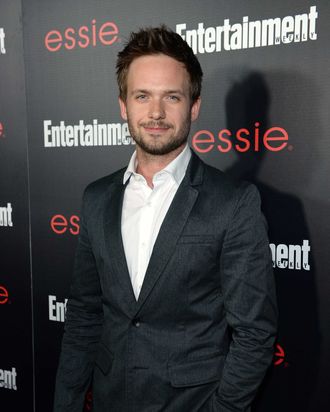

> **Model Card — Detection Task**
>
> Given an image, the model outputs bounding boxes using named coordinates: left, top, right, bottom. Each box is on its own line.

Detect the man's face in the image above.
left=119, top=54, right=201, bottom=156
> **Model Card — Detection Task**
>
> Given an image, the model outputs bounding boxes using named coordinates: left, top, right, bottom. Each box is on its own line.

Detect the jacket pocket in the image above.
left=95, top=343, right=114, bottom=375
left=168, top=353, right=224, bottom=388
left=177, top=235, right=215, bottom=244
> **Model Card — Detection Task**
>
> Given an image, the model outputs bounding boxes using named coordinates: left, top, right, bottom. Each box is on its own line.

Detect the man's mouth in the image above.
left=141, top=122, right=172, bottom=134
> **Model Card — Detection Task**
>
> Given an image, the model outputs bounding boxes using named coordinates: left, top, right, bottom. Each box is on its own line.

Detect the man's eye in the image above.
left=167, top=95, right=180, bottom=101
left=136, top=95, right=147, bottom=100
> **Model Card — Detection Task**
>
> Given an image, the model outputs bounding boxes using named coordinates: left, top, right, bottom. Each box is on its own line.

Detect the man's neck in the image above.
left=136, top=144, right=186, bottom=188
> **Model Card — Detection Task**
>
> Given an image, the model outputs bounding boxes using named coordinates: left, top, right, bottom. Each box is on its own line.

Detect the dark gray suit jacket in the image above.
left=54, top=151, right=277, bottom=412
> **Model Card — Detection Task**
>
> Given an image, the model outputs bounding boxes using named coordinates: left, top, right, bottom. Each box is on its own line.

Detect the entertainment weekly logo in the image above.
left=49, top=295, right=68, bottom=322
left=0, top=367, right=17, bottom=391
left=44, top=19, right=119, bottom=52
left=270, top=240, right=310, bottom=271
left=0, top=203, right=13, bottom=227
left=43, top=120, right=134, bottom=148
left=176, top=5, right=318, bottom=54
left=192, top=123, right=291, bottom=154
left=0, top=27, right=6, bottom=55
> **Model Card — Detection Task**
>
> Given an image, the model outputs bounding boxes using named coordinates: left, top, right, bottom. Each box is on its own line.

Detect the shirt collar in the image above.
left=123, top=151, right=138, bottom=184
left=123, top=144, right=191, bottom=185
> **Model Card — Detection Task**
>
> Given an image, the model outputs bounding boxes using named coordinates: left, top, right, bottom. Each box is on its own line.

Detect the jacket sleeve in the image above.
left=53, top=188, right=103, bottom=412
left=214, top=183, right=278, bottom=411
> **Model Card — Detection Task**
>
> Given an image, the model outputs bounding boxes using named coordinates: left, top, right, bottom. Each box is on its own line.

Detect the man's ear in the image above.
left=191, top=97, right=201, bottom=122
left=119, top=97, right=128, bottom=120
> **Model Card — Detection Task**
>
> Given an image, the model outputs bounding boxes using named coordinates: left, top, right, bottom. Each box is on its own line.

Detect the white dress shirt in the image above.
left=121, top=144, right=191, bottom=300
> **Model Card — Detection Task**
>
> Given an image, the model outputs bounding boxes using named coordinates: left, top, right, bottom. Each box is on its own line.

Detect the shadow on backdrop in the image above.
left=224, top=72, right=320, bottom=412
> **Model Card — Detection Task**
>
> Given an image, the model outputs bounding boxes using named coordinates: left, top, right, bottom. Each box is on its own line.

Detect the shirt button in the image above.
left=133, top=319, right=141, bottom=327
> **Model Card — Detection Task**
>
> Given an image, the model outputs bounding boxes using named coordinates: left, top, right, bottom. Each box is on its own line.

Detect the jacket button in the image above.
left=133, top=319, right=140, bottom=327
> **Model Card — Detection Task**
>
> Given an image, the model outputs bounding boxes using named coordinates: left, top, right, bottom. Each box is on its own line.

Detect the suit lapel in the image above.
left=103, top=177, right=137, bottom=316
left=134, top=153, right=203, bottom=315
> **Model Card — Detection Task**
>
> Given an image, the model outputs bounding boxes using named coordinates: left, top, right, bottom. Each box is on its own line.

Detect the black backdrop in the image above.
left=1, top=0, right=330, bottom=410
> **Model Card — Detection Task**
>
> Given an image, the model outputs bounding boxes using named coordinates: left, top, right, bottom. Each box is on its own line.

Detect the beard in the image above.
left=127, top=117, right=191, bottom=156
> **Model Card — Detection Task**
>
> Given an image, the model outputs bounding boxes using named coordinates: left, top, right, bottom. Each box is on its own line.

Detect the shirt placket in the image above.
left=134, top=185, right=155, bottom=299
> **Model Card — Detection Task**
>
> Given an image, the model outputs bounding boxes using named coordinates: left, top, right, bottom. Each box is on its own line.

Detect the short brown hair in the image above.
left=116, top=25, right=203, bottom=102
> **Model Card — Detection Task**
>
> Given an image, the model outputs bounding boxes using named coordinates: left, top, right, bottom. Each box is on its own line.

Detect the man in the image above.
left=54, top=26, right=277, bottom=412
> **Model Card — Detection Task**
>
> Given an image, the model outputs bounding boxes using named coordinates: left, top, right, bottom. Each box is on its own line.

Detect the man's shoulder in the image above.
left=194, top=152, right=249, bottom=193
left=192, top=153, right=260, bottom=212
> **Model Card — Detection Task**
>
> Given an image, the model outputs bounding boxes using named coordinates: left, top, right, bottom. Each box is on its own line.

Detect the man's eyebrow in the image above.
left=164, top=89, right=185, bottom=95
left=130, top=89, right=185, bottom=96
left=131, top=89, right=149, bottom=94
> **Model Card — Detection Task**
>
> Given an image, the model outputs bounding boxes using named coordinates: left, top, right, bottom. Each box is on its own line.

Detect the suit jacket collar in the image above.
left=103, top=151, right=205, bottom=318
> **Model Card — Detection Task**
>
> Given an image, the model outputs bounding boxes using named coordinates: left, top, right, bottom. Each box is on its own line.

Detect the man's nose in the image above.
left=148, top=99, right=165, bottom=119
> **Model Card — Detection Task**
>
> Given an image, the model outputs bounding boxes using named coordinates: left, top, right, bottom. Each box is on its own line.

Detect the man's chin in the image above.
left=135, top=141, right=185, bottom=156
left=138, top=145, right=174, bottom=156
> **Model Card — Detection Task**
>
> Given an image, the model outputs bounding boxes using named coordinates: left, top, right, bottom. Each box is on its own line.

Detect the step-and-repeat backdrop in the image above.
left=0, top=0, right=33, bottom=409
left=1, top=0, right=329, bottom=410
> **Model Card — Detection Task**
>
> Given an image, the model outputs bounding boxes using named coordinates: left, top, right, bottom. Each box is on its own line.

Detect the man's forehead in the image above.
left=126, top=55, right=189, bottom=87
left=128, top=54, right=186, bottom=73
